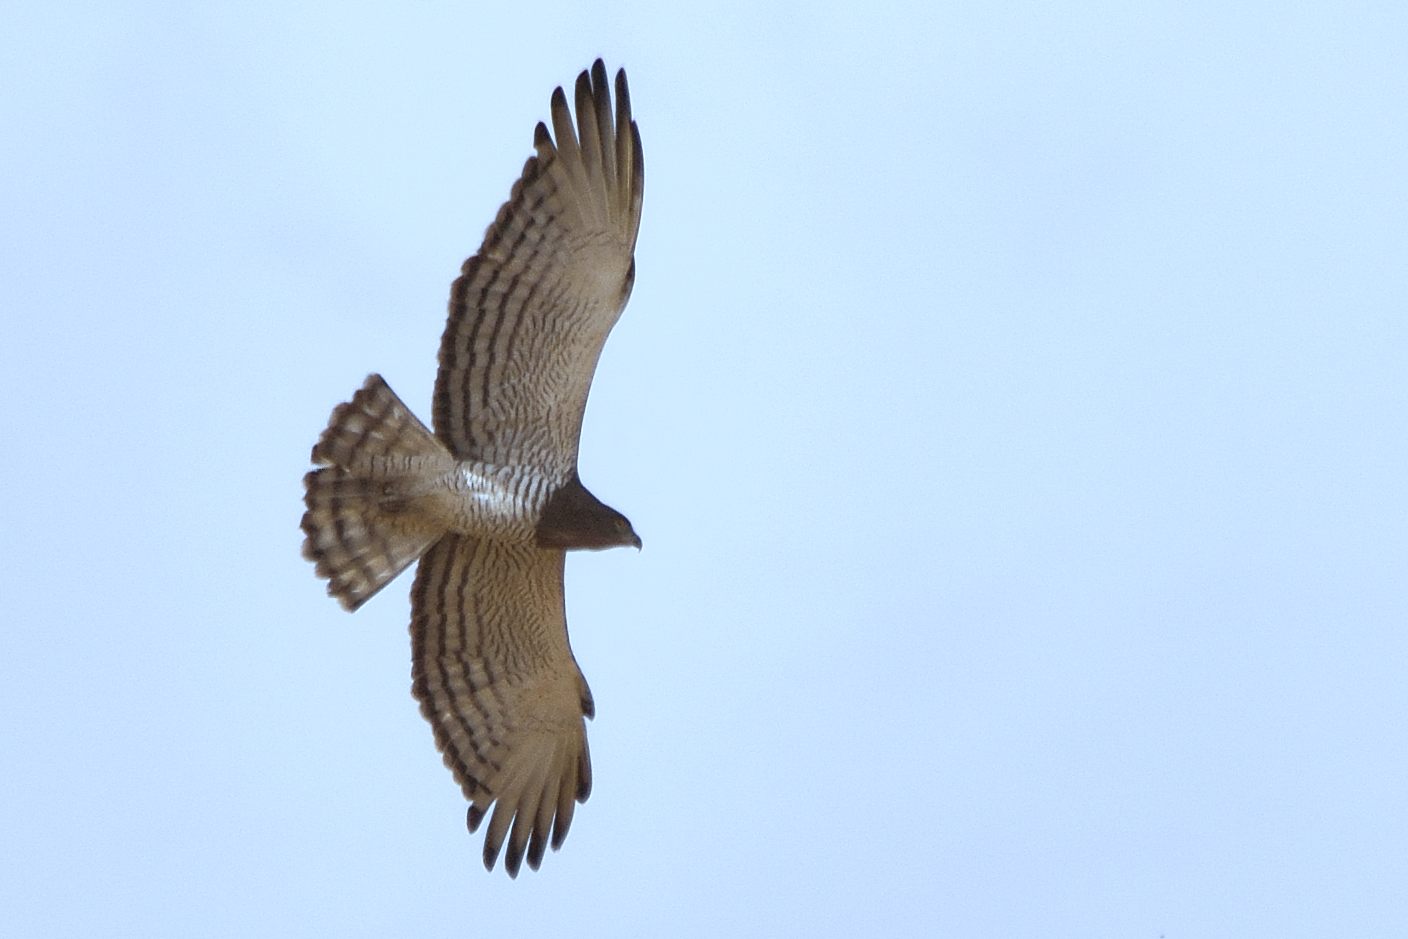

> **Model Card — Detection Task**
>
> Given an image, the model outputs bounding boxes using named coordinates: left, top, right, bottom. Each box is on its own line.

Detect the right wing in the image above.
left=433, top=60, right=644, bottom=479
left=409, top=534, right=594, bottom=876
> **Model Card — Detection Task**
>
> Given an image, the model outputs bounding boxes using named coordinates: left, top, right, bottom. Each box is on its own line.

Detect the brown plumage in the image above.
left=301, top=60, right=643, bottom=876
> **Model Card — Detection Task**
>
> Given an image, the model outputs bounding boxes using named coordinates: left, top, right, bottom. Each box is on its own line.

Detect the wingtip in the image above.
left=574, top=68, right=592, bottom=104
left=576, top=747, right=593, bottom=802
left=549, top=87, right=571, bottom=133
left=526, top=826, right=547, bottom=871
left=614, top=67, right=632, bottom=119
left=504, top=840, right=525, bottom=878
left=482, top=835, right=504, bottom=873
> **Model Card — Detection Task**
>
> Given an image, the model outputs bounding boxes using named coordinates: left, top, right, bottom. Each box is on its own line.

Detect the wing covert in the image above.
left=433, top=60, right=644, bottom=476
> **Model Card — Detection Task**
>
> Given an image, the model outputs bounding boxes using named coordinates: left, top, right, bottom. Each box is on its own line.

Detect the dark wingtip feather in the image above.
left=614, top=67, right=632, bottom=120
left=632, top=123, right=644, bottom=185
left=504, top=838, right=524, bottom=878
left=551, top=772, right=577, bottom=851
left=466, top=804, right=486, bottom=833
left=550, top=805, right=573, bottom=851
left=526, top=824, right=547, bottom=871
left=577, top=748, right=593, bottom=802
left=549, top=86, right=570, bottom=122
left=482, top=833, right=503, bottom=873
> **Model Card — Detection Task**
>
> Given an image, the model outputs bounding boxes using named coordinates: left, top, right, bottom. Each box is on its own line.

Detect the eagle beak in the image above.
left=631, top=532, right=642, bottom=551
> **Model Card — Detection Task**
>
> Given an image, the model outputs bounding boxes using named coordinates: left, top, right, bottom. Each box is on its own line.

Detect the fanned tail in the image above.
left=302, top=374, right=454, bottom=611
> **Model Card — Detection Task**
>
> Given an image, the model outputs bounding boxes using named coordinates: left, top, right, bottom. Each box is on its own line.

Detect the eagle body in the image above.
left=300, top=60, right=644, bottom=877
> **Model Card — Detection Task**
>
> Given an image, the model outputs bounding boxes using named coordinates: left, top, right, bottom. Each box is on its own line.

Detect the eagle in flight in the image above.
left=301, top=60, right=643, bottom=877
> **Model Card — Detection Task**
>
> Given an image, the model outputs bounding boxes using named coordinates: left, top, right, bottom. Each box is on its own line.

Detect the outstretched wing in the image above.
left=433, top=60, right=644, bottom=478
left=410, top=534, right=595, bottom=876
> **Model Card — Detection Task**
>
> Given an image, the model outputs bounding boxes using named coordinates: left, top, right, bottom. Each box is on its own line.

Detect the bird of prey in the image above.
left=300, top=60, right=644, bottom=877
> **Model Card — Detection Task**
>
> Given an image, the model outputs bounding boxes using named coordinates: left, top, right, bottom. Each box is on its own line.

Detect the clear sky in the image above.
left=2, top=2, right=1405, bottom=936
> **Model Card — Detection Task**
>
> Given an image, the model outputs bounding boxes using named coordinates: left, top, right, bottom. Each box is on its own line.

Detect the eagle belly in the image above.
left=427, top=462, right=543, bottom=542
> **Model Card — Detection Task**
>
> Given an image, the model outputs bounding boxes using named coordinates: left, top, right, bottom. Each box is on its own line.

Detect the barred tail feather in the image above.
left=302, top=374, right=453, bottom=611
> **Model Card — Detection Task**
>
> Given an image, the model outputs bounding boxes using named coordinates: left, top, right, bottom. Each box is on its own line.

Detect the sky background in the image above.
left=2, top=2, right=1405, bottom=936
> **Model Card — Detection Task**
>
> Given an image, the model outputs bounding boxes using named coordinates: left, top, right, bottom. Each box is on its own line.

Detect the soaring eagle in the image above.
left=301, top=60, right=643, bottom=877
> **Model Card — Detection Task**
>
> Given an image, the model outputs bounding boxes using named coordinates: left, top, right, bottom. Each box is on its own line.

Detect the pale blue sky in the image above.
left=2, top=2, right=1405, bottom=936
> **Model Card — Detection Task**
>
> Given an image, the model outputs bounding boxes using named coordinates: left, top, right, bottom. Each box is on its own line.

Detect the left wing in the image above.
left=409, top=534, right=594, bottom=876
